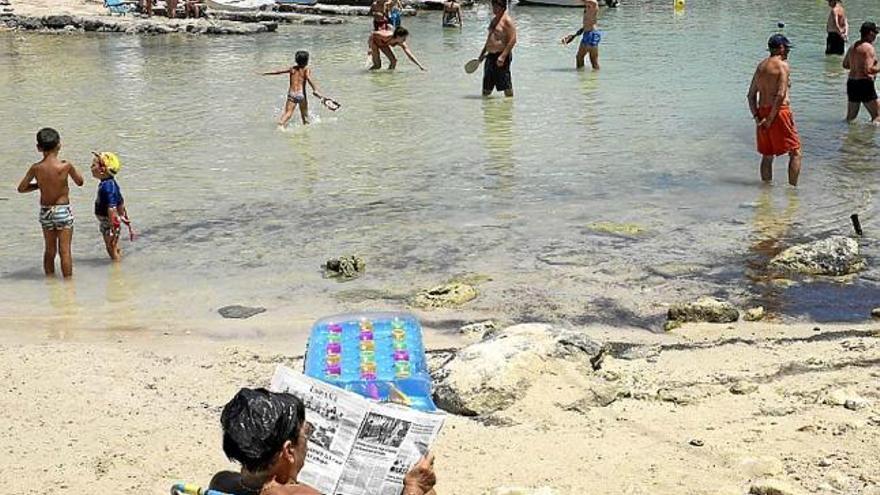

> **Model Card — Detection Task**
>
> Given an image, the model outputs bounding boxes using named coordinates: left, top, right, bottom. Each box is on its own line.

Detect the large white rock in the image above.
left=769, top=236, right=864, bottom=276
left=432, top=324, right=603, bottom=416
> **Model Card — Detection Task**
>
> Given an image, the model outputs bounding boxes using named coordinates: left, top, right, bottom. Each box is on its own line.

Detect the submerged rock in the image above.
left=218, top=305, right=266, bottom=319
left=432, top=324, right=603, bottom=416
left=322, top=255, right=365, bottom=280
left=667, top=297, right=739, bottom=324
left=769, top=236, right=864, bottom=276
left=411, top=282, right=477, bottom=309
left=587, top=221, right=646, bottom=236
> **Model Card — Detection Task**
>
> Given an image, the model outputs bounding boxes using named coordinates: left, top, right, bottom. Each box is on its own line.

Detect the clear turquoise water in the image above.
left=1, top=0, right=879, bottom=336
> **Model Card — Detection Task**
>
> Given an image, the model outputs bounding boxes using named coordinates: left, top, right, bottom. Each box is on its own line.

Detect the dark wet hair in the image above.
left=220, top=388, right=306, bottom=473
left=861, top=21, right=878, bottom=38
left=491, top=0, right=507, bottom=10
left=295, top=50, right=309, bottom=67
left=394, top=26, right=408, bottom=38
left=36, top=128, right=60, bottom=152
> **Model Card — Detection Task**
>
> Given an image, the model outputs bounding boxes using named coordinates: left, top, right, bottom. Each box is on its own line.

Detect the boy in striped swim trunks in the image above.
left=17, top=128, right=85, bottom=278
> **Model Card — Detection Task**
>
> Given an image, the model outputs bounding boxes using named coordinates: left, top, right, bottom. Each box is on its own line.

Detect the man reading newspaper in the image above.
left=208, top=368, right=443, bottom=495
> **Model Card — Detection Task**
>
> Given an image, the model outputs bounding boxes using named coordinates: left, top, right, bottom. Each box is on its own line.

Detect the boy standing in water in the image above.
left=561, top=0, right=601, bottom=70
left=263, top=51, right=326, bottom=128
left=91, top=152, right=129, bottom=261
left=387, top=0, right=403, bottom=28
left=17, top=128, right=85, bottom=278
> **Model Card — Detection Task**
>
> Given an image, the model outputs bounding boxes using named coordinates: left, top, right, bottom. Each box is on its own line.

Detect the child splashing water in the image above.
left=263, top=51, right=327, bottom=129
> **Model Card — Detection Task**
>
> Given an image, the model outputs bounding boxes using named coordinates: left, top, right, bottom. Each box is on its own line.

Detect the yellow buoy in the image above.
left=674, top=0, right=685, bottom=10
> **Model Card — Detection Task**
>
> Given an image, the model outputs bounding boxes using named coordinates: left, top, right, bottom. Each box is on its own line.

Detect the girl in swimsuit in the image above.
left=262, top=51, right=326, bottom=127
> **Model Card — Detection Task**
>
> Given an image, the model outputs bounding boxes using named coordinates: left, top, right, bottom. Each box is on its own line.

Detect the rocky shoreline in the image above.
left=0, top=1, right=427, bottom=35
left=2, top=13, right=281, bottom=34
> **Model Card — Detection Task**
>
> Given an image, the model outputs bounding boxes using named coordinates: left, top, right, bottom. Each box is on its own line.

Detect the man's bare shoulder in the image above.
left=854, top=42, right=871, bottom=56
left=763, top=57, right=786, bottom=72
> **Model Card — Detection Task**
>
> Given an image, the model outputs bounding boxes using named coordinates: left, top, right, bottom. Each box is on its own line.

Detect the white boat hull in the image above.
left=206, top=0, right=276, bottom=12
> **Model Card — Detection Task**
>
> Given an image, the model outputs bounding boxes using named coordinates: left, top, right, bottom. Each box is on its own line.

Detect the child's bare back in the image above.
left=289, top=66, right=309, bottom=97
left=27, top=158, right=80, bottom=206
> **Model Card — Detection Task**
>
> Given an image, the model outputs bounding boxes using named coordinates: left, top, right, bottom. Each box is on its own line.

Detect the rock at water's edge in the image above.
left=218, top=305, right=266, bottom=319
left=768, top=236, right=864, bottom=276
left=667, top=296, right=739, bottom=324
left=322, top=255, right=365, bottom=280
left=744, top=306, right=765, bottom=322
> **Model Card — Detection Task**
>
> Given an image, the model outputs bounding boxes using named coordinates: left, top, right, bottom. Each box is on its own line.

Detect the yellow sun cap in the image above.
left=94, top=152, right=122, bottom=175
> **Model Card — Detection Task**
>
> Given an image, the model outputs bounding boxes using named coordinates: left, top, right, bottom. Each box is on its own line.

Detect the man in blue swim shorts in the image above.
left=561, top=0, right=601, bottom=70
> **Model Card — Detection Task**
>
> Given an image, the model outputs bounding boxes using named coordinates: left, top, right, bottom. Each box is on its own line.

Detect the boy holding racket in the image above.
left=561, top=0, right=601, bottom=70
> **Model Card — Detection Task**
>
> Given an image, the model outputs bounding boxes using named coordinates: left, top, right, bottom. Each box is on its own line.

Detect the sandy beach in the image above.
left=3, top=320, right=878, bottom=495
left=10, top=0, right=106, bottom=16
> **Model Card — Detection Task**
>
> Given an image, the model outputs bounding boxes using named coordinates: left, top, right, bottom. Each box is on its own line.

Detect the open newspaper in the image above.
left=269, top=365, right=446, bottom=495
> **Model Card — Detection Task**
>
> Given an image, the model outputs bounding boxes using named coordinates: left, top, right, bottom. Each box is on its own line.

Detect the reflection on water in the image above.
left=2, top=0, right=880, bottom=331
left=746, top=187, right=799, bottom=316
left=47, top=278, right=79, bottom=339
left=482, top=98, right=515, bottom=193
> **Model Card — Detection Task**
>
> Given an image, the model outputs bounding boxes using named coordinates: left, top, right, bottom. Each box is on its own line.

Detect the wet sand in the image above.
left=2, top=320, right=879, bottom=495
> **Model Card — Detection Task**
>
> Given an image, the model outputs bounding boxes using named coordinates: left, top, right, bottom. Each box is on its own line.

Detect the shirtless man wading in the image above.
left=747, top=34, right=802, bottom=187
left=826, top=0, right=848, bottom=56
left=561, top=0, right=600, bottom=70
left=842, top=22, right=880, bottom=123
left=477, top=0, right=516, bottom=97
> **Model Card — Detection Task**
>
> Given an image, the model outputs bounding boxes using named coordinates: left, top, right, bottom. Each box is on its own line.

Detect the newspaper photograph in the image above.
left=269, top=365, right=446, bottom=495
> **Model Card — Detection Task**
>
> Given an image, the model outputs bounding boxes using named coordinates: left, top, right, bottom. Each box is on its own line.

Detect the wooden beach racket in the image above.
left=464, top=58, right=482, bottom=74
left=314, top=93, right=342, bottom=111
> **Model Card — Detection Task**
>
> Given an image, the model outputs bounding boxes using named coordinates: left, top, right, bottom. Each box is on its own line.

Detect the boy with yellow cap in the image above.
left=91, top=152, right=131, bottom=261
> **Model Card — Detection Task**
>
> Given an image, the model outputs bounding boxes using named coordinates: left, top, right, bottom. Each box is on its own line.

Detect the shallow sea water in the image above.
left=1, top=0, right=880, bottom=337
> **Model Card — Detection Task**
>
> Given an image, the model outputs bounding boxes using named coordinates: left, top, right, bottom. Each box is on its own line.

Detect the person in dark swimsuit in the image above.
left=843, top=22, right=880, bottom=123
left=826, top=0, right=848, bottom=55
left=477, top=0, right=516, bottom=97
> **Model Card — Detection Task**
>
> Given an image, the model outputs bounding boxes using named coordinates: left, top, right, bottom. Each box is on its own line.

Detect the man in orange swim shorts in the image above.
left=747, top=34, right=802, bottom=186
